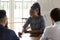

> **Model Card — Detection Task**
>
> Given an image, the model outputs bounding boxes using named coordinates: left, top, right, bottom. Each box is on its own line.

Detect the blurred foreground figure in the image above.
left=0, top=10, right=19, bottom=40
left=40, top=8, right=60, bottom=40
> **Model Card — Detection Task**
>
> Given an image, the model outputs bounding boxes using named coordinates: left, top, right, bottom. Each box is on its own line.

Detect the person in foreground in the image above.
left=40, top=8, right=60, bottom=40
left=0, top=10, right=19, bottom=40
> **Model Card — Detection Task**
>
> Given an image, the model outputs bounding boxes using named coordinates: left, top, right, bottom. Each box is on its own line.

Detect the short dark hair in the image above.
left=0, top=10, right=6, bottom=19
left=50, top=8, right=60, bottom=22
left=0, top=10, right=6, bottom=23
left=31, top=2, right=41, bottom=16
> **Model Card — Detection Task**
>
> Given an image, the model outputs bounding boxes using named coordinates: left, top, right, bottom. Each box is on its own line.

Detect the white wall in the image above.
left=37, top=0, right=60, bottom=26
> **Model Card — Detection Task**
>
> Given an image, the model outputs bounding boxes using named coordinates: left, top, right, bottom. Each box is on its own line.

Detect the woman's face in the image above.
left=30, top=8, right=39, bottom=18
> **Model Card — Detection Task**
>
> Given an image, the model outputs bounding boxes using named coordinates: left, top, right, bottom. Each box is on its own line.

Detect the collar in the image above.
left=54, top=21, right=60, bottom=27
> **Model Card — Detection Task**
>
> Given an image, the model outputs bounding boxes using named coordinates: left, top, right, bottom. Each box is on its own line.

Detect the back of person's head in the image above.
left=0, top=10, right=6, bottom=23
left=31, top=2, right=41, bottom=16
left=50, top=8, right=60, bottom=22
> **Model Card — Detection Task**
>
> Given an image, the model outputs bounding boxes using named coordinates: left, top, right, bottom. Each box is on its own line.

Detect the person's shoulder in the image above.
left=29, top=17, right=32, bottom=19
left=39, top=16, right=45, bottom=21
left=39, top=16, right=44, bottom=19
left=7, top=29, right=14, bottom=32
left=39, top=16, right=43, bottom=18
left=7, top=29, right=16, bottom=34
left=45, top=25, right=54, bottom=31
left=27, top=17, right=32, bottom=20
left=6, top=29, right=19, bottom=40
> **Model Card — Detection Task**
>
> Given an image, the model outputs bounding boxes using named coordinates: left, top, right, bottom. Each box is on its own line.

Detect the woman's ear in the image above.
left=51, top=18, right=55, bottom=25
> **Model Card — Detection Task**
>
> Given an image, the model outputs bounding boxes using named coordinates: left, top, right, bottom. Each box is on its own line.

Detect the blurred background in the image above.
left=0, top=0, right=60, bottom=40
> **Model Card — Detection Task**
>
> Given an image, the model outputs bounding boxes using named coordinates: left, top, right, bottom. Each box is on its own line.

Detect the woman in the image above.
left=23, top=2, right=45, bottom=40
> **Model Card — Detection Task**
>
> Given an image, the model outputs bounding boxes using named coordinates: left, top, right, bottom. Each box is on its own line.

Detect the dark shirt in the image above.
left=23, top=16, right=45, bottom=37
left=0, top=24, right=19, bottom=40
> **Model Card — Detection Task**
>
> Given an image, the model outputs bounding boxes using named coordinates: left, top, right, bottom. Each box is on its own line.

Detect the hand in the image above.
left=18, top=32, right=22, bottom=38
left=23, top=29, right=28, bottom=33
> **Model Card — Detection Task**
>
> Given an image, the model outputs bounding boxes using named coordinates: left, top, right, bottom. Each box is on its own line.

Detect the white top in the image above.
left=40, top=21, right=60, bottom=40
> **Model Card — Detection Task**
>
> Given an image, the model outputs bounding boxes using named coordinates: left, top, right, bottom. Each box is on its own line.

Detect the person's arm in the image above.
left=23, top=17, right=31, bottom=33
left=24, top=30, right=43, bottom=34
left=23, top=17, right=31, bottom=29
left=18, top=17, right=31, bottom=37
